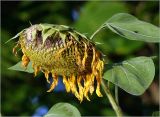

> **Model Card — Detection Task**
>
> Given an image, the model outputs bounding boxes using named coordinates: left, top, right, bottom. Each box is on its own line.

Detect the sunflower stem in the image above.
left=101, top=80, right=123, bottom=117
left=115, top=85, right=119, bottom=105
left=90, top=25, right=105, bottom=40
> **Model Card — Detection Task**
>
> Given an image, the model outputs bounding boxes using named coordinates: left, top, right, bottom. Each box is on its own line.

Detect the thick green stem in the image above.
left=101, top=80, right=123, bottom=117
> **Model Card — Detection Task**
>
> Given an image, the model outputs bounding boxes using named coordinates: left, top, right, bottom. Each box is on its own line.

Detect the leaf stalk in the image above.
left=101, top=80, right=123, bottom=117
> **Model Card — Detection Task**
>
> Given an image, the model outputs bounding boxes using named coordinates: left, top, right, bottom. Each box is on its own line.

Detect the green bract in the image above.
left=7, top=24, right=89, bottom=45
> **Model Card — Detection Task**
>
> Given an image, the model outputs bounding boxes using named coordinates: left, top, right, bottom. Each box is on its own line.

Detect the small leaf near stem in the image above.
left=101, top=80, right=123, bottom=117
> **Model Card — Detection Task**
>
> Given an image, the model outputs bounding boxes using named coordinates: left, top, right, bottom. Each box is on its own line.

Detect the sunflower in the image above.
left=13, top=24, right=104, bottom=102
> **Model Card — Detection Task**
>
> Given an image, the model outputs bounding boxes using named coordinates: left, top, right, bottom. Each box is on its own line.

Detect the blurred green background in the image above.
left=1, top=1, right=159, bottom=116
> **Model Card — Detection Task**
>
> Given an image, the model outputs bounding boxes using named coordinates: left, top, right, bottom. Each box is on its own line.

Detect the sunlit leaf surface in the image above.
left=8, top=61, right=34, bottom=73
left=106, top=13, right=160, bottom=42
left=44, top=103, right=81, bottom=117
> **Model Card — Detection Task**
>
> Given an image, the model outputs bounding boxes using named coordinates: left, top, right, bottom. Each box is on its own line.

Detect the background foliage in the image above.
left=1, top=1, right=159, bottom=116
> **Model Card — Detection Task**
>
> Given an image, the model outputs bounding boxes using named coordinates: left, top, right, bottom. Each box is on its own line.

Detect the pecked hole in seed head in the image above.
left=68, top=35, right=72, bottom=41
left=44, top=36, right=53, bottom=49
left=36, top=30, right=43, bottom=46
left=44, top=33, right=64, bottom=50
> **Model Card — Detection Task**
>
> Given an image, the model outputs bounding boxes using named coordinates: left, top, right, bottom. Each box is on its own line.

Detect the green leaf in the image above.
left=44, top=102, right=81, bottom=117
left=8, top=61, right=34, bottom=73
left=152, top=111, right=160, bottom=116
left=103, top=57, right=155, bottom=95
left=5, top=29, right=25, bottom=44
left=42, top=28, right=56, bottom=44
left=105, top=13, right=160, bottom=42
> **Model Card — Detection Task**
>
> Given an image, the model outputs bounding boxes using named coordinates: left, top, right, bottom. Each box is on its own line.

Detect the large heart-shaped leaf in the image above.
left=103, top=57, right=155, bottom=95
left=8, top=61, right=34, bottom=73
left=44, top=102, right=81, bottom=117
left=105, top=13, right=160, bottom=43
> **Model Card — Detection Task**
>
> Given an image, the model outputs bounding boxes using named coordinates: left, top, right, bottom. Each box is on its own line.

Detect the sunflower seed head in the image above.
left=13, top=23, right=104, bottom=102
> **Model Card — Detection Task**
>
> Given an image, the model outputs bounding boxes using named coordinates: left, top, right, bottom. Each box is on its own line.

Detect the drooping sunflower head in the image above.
left=13, top=24, right=104, bottom=102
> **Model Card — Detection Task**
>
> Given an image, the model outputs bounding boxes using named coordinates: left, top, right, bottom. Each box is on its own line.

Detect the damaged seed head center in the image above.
left=14, top=24, right=104, bottom=101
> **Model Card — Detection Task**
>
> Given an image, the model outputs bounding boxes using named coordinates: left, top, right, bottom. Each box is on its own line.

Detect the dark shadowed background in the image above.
left=1, top=1, right=159, bottom=116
